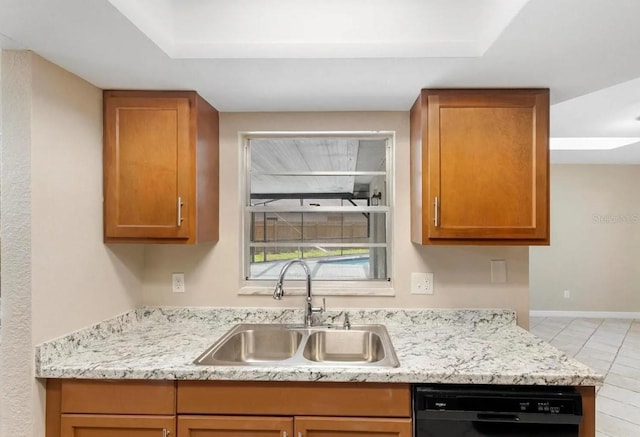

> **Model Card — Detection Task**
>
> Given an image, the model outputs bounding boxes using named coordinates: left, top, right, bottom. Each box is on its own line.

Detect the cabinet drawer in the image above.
left=178, top=381, right=411, bottom=417
left=60, top=380, right=176, bottom=414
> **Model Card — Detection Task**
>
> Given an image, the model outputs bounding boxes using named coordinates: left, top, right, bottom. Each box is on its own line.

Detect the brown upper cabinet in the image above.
left=103, top=90, right=219, bottom=244
left=410, top=89, right=550, bottom=245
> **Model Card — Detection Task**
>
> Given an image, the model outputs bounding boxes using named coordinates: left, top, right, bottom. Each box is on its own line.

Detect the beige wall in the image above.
left=530, top=164, right=640, bottom=312
left=30, top=53, right=144, bottom=344
left=141, top=112, right=530, bottom=326
left=1, top=51, right=145, bottom=437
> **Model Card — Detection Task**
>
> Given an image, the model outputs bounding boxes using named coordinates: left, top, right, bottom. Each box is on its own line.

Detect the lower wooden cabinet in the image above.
left=47, top=380, right=177, bottom=437
left=48, top=380, right=412, bottom=437
left=46, top=380, right=594, bottom=437
left=60, top=414, right=175, bottom=437
left=177, top=415, right=411, bottom=437
left=175, top=382, right=412, bottom=437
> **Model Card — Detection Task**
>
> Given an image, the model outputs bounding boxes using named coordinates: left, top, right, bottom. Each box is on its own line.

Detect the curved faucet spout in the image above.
left=272, top=259, right=323, bottom=326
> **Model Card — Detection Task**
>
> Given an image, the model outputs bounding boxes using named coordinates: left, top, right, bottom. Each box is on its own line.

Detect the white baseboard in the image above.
left=530, top=310, right=640, bottom=320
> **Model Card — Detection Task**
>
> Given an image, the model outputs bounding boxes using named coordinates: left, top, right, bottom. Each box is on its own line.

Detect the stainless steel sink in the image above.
left=195, top=323, right=399, bottom=368
left=195, top=324, right=304, bottom=365
left=303, top=329, right=386, bottom=364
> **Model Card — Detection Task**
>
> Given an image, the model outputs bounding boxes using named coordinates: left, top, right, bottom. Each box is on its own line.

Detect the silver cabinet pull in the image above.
left=162, top=429, right=170, bottom=437
left=282, top=433, right=287, bottom=437
left=298, top=433, right=303, bottom=437
left=177, top=196, right=184, bottom=227
left=433, top=196, right=439, bottom=227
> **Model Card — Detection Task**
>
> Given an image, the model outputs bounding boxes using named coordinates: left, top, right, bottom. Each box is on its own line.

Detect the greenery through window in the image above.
left=244, top=135, right=391, bottom=282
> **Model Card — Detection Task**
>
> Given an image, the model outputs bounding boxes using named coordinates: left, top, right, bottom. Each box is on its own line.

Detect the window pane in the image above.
left=251, top=138, right=386, bottom=173
left=250, top=212, right=386, bottom=244
left=248, top=246, right=387, bottom=281
left=246, top=135, right=390, bottom=283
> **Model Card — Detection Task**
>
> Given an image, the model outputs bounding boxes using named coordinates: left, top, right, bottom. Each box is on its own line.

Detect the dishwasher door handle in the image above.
left=477, top=413, right=520, bottom=422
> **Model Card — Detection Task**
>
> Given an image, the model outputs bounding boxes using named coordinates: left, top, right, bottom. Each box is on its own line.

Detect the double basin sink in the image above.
left=195, top=323, right=399, bottom=368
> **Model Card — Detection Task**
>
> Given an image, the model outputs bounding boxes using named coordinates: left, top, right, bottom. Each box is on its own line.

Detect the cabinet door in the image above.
left=104, top=95, right=191, bottom=240
left=61, top=414, right=174, bottom=437
left=411, top=89, right=549, bottom=244
left=295, top=416, right=412, bottom=437
left=178, top=415, right=293, bottom=436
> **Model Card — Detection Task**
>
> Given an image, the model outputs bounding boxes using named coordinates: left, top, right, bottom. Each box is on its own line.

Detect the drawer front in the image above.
left=60, top=380, right=176, bottom=415
left=178, top=381, right=411, bottom=417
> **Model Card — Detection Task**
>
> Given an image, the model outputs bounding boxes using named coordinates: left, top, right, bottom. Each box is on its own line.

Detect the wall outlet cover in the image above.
left=411, top=272, right=434, bottom=295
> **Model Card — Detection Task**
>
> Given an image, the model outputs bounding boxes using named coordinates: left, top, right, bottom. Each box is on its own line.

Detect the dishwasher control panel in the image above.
left=414, top=384, right=583, bottom=415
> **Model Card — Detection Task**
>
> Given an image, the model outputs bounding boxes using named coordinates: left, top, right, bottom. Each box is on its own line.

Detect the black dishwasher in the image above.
left=413, top=384, right=583, bottom=437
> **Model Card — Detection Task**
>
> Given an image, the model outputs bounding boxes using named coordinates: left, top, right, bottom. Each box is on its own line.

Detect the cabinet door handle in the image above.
left=282, top=433, right=287, bottom=437
left=177, top=196, right=184, bottom=227
left=162, top=429, right=170, bottom=437
left=298, top=433, right=303, bottom=437
left=433, top=196, right=439, bottom=227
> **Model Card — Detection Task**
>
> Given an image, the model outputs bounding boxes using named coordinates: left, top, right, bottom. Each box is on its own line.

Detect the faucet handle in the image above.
left=307, top=297, right=327, bottom=314
left=343, top=312, right=351, bottom=330
left=311, top=298, right=326, bottom=314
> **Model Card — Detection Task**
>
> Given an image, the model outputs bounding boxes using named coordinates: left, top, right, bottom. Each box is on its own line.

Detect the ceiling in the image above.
left=2, top=0, right=640, bottom=163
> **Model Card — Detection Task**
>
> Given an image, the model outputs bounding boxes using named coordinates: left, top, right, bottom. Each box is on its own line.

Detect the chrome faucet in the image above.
left=273, top=259, right=324, bottom=327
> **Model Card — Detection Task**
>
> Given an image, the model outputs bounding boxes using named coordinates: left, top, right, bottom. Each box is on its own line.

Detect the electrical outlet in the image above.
left=563, top=289, right=570, bottom=299
left=172, top=273, right=185, bottom=293
left=411, top=272, right=434, bottom=295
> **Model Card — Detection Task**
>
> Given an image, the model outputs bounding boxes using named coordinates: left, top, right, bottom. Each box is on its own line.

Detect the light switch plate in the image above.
left=490, top=260, right=507, bottom=283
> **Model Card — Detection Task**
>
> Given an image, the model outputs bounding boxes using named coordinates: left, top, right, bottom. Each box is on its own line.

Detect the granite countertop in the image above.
left=35, top=307, right=603, bottom=386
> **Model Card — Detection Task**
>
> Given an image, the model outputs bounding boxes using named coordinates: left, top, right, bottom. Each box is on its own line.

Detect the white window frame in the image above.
left=239, top=131, right=395, bottom=296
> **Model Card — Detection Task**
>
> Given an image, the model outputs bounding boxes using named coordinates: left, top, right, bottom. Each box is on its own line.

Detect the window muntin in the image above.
left=244, top=135, right=391, bottom=282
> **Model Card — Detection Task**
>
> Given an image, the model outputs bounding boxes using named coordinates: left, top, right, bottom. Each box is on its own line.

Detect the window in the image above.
left=243, top=133, right=392, bottom=284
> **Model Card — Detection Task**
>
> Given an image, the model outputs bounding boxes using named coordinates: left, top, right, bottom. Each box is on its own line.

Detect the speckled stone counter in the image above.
left=35, top=307, right=603, bottom=385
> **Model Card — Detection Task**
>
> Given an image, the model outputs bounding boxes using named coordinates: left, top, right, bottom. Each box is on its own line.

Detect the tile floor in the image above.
left=530, top=316, right=640, bottom=437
